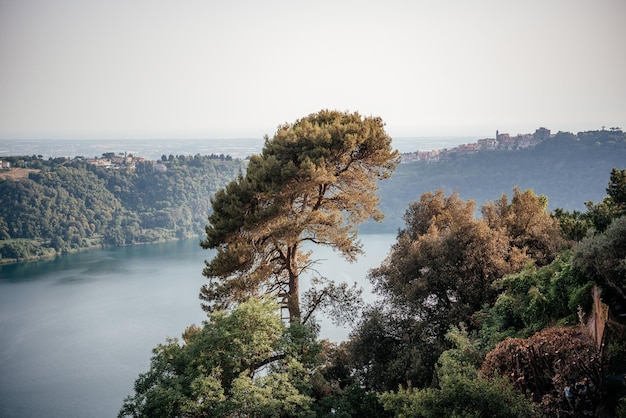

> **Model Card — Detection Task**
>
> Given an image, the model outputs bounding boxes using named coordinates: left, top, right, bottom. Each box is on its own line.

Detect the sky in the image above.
left=1, top=0, right=625, bottom=140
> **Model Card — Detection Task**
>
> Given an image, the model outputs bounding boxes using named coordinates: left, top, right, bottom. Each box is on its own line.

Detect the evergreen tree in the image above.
left=200, top=110, right=399, bottom=323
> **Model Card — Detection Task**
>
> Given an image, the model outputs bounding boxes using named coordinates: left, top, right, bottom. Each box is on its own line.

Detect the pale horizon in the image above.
left=1, top=0, right=624, bottom=140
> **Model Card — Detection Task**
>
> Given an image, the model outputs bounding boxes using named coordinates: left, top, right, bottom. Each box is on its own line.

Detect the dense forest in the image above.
left=0, top=154, right=244, bottom=263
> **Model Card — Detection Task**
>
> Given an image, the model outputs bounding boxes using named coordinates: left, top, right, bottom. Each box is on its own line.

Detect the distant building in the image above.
left=400, top=126, right=550, bottom=163
left=533, top=127, right=551, bottom=141
left=496, top=131, right=511, bottom=142
left=0, top=160, right=10, bottom=169
left=515, top=134, right=536, bottom=148
left=91, top=159, right=114, bottom=169
left=477, top=138, right=498, bottom=150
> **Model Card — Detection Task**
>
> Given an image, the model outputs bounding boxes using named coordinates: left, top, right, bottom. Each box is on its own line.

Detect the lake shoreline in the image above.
left=0, top=234, right=203, bottom=266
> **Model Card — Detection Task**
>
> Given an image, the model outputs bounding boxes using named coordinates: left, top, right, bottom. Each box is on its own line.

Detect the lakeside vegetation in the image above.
left=2, top=122, right=626, bottom=415
left=110, top=113, right=626, bottom=417
left=120, top=167, right=626, bottom=417
left=2, top=128, right=624, bottom=263
left=0, top=153, right=244, bottom=263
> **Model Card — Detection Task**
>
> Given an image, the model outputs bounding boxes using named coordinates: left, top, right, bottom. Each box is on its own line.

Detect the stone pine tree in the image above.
left=200, top=110, right=399, bottom=324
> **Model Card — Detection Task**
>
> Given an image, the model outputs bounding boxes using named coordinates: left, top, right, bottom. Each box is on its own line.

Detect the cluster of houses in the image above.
left=401, top=127, right=552, bottom=163
left=83, top=153, right=167, bottom=172
left=2, top=128, right=555, bottom=169
left=0, top=152, right=170, bottom=173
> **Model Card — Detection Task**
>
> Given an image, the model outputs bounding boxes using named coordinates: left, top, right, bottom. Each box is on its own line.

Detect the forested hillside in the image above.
left=1, top=129, right=624, bottom=262
left=370, top=128, right=626, bottom=231
left=0, top=154, right=244, bottom=263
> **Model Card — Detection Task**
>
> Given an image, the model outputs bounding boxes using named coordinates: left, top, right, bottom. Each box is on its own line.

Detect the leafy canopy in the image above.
left=351, top=188, right=562, bottom=391
left=379, top=326, right=535, bottom=418
left=119, top=298, right=317, bottom=418
left=201, top=110, right=399, bottom=323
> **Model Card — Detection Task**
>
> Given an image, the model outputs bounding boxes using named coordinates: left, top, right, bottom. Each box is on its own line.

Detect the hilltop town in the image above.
left=0, top=151, right=234, bottom=176
left=401, top=127, right=552, bottom=163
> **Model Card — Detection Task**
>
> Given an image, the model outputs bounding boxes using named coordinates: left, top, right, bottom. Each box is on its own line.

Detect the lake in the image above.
left=0, top=233, right=396, bottom=418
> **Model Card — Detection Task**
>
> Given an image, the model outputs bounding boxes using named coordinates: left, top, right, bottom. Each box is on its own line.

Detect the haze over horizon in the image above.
left=1, top=0, right=624, bottom=140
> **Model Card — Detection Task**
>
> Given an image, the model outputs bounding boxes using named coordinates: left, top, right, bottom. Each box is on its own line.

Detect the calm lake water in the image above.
left=0, top=234, right=396, bottom=418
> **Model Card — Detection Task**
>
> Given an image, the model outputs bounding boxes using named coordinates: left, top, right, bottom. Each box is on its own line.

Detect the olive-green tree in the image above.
left=352, top=188, right=563, bottom=391
left=200, top=110, right=398, bottom=323
left=481, top=187, right=563, bottom=266
left=379, top=326, right=535, bottom=418
left=351, top=190, right=521, bottom=391
left=119, top=298, right=317, bottom=418
left=573, top=216, right=626, bottom=314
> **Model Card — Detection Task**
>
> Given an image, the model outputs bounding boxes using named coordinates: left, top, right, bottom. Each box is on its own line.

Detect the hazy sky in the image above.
left=1, top=0, right=625, bottom=140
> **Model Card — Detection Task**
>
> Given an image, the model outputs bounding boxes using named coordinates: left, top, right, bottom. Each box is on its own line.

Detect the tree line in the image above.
left=0, top=154, right=245, bottom=262
left=120, top=111, right=626, bottom=417
left=2, top=127, right=623, bottom=261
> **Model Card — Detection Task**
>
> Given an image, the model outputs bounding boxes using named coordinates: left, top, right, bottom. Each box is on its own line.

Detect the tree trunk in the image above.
left=287, top=245, right=301, bottom=323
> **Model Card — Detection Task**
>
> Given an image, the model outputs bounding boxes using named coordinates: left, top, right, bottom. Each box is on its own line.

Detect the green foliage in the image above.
left=573, top=215, right=626, bottom=316
left=119, top=298, right=316, bottom=418
left=307, top=341, right=391, bottom=417
left=584, top=167, right=626, bottom=230
left=607, top=167, right=626, bottom=208
left=0, top=155, right=243, bottom=261
left=348, top=306, right=444, bottom=392
left=354, top=187, right=560, bottom=391
left=476, top=252, right=591, bottom=345
left=553, top=208, right=593, bottom=242
left=201, top=110, right=398, bottom=323
left=554, top=167, right=626, bottom=238
left=379, top=326, right=535, bottom=418
left=0, top=239, right=41, bottom=260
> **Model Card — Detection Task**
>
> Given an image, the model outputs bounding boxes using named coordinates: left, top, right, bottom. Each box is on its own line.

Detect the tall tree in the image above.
left=371, top=190, right=521, bottom=336
left=606, top=167, right=626, bottom=210
left=201, top=110, right=399, bottom=323
left=573, top=216, right=626, bottom=311
left=352, top=189, right=562, bottom=391
left=352, top=191, right=519, bottom=391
